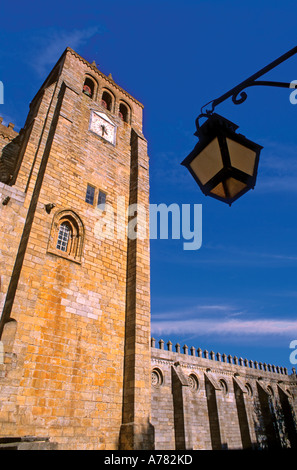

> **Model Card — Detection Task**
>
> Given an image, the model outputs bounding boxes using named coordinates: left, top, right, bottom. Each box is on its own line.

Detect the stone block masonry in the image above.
left=151, top=338, right=297, bottom=450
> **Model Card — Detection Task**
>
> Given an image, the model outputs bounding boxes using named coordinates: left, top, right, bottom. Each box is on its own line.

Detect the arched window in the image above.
left=188, top=374, right=199, bottom=392
left=0, top=319, right=17, bottom=373
left=48, top=210, right=84, bottom=263
left=219, top=379, right=228, bottom=395
left=1, top=319, right=17, bottom=356
left=245, top=383, right=253, bottom=397
left=119, top=102, right=130, bottom=123
left=56, top=222, right=72, bottom=252
left=82, top=77, right=95, bottom=98
left=101, top=90, right=113, bottom=111
left=151, top=367, right=163, bottom=388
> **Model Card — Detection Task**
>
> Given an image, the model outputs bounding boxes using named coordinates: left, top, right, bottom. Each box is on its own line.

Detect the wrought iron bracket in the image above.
left=197, top=45, right=297, bottom=130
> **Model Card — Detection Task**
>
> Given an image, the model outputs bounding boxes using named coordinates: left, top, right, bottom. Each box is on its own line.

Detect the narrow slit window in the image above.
left=97, top=190, right=106, bottom=210
left=56, top=222, right=71, bottom=252
left=85, top=184, right=95, bottom=205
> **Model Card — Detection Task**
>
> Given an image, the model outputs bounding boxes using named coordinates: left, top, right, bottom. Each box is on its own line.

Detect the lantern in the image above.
left=181, top=113, right=263, bottom=205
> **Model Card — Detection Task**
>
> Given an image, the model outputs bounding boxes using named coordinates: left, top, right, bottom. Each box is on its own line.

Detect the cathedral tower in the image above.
left=0, top=48, right=153, bottom=450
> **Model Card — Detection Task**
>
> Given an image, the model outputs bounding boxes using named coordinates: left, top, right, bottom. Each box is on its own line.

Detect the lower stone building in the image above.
left=151, top=338, right=297, bottom=450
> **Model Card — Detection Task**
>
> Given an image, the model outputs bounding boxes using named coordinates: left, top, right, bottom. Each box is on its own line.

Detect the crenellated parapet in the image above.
left=151, top=337, right=294, bottom=376
left=151, top=337, right=297, bottom=450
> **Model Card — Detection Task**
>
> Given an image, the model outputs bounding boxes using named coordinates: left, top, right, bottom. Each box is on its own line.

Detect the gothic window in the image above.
left=219, top=379, right=228, bottom=395
left=119, top=102, right=130, bottom=123
left=101, top=90, right=113, bottom=111
left=47, top=210, right=84, bottom=263
left=85, top=184, right=95, bottom=205
left=151, top=368, right=163, bottom=388
left=56, top=222, right=71, bottom=252
left=188, top=374, right=199, bottom=392
left=245, top=383, right=253, bottom=397
left=82, top=77, right=95, bottom=98
left=1, top=319, right=17, bottom=357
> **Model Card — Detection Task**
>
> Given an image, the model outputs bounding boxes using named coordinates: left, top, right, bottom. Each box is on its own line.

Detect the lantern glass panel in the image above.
left=210, top=178, right=247, bottom=199
left=189, top=137, right=223, bottom=185
left=226, top=138, right=257, bottom=176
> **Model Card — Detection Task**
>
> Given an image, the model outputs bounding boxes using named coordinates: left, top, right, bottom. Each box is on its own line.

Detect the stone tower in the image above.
left=0, top=48, right=153, bottom=450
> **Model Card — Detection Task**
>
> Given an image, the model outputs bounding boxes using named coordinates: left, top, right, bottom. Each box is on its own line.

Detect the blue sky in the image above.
left=1, top=0, right=297, bottom=370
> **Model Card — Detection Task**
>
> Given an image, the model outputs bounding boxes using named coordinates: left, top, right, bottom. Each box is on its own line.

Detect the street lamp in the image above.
left=182, top=45, right=297, bottom=205
left=181, top=113, right=262, bottom=206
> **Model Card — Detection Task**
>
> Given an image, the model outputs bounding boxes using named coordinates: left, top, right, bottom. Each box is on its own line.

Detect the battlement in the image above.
left=151, top=337, right=296, bottom=377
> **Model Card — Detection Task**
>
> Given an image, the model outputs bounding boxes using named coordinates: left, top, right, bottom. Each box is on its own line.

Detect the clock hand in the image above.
left=101, top=124, right=108, bottom=136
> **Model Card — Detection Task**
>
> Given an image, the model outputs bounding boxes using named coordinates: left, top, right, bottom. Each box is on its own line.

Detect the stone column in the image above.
left=171, top=364, right=193, bottom=450
left=119, top=129, right=154, bottom=450
left=233, top=376, right=255, bottom=449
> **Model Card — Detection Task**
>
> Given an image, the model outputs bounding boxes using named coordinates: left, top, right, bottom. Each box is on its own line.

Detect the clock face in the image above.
left=89, top=111, right=116, bottom=145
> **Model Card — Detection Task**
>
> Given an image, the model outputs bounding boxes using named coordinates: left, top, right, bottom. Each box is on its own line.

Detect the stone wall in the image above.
left=151, top=338, right=297, bottom=450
